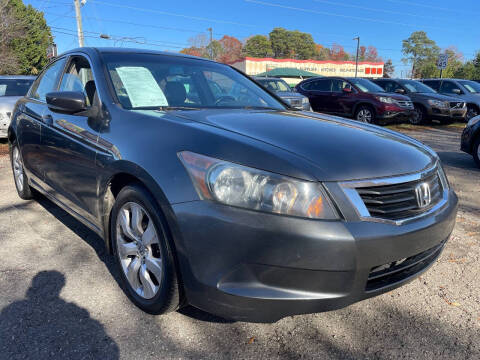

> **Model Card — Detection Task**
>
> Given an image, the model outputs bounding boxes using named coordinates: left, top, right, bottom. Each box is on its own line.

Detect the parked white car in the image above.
left=0, top=76, right=35, bottom=138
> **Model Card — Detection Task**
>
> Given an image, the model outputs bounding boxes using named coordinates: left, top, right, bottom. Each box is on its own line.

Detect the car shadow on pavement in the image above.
left=437, top=151, right=480, bottom=172
left=0, top=271, right=119, bottom=359
left=34, top=195, right=233, bottom=324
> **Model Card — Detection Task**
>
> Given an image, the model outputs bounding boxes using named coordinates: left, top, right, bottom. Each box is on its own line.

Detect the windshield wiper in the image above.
left=157, top=106, right=200, bottom=111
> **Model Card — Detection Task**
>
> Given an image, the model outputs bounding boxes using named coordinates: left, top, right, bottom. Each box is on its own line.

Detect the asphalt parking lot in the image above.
left=0, top=125, right=479, bottom=360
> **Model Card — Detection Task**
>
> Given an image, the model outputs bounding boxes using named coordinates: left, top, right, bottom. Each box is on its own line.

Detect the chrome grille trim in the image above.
left=339, top=162, right=449, bottom=225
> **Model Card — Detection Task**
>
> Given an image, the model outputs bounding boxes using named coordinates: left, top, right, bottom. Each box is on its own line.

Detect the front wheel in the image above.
left=111, top=184, right=181, bottom=314
left=355, top=106, right=375, bottom=124
left=466, top=106, right=478, bottom=122
left=410, top=105, right=426, bottom=125
left=10, top=144, right=34, bottom=200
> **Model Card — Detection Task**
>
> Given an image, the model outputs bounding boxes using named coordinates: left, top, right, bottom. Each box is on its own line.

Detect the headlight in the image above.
left=302, top=97, right=309, bottom=104
left=427, top=99, right=448, bottom=109
left=179, top=151, right=339, bottom=219
left=467, top=115, right=480, bottom=127
left=376, top=96, right=395, bottom=104
left=437, top=162, right=450, bottom=190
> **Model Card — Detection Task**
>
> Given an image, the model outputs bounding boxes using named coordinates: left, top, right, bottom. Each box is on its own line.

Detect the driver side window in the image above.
left=440, top=81, right=461, bottom=94
left=59, top=56, right=96, bottom=106
left=30, top=58, right=67, bottom=101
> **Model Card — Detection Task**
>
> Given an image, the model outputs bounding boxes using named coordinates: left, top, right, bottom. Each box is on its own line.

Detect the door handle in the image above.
left=41, top=114, right=53, bottom=126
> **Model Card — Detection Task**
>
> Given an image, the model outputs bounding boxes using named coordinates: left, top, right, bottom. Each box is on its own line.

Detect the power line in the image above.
left=311, top=0, right=452, bottom=21
left=244, top=0, right=455, bottom=30
left=89, top=0, right=257, bottom=27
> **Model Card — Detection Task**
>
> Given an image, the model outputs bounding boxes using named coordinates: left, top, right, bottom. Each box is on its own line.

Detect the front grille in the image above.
left=396, top=100, right=414, bottom=109
left=366, top=241, right=445, bottom=291
left=356, top=172, right=443, bottom=221
left=450, top=101, right=465, bottom=109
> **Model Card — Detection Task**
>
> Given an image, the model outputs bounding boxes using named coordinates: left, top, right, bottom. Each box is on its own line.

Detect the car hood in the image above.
left=169, top=109, right=436, bottom=181
left=409, top=93, right=461, bottom=102
left=373, top=92, right=411, bottom=101
left=275, top=91, right=306, bottom=99
left=0, top=96, right=22, bottom=112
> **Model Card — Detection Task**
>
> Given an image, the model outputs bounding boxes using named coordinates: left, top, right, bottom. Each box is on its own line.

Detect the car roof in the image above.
left=421, top=78, right=471, bottom=81
left=0, top=75, right=36, bottom=79
left=254, top=76, right=286, bottom=81
left=58, top=47, right=216, bottom=63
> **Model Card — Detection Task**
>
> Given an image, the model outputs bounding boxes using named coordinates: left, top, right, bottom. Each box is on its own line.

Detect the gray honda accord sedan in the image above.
left=8, top=48, right=457, bottom=322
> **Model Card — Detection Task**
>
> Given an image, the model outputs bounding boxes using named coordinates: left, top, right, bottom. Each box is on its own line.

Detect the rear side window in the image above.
left=378, top=80, right=402, bottom=93
left=303, top=79, right=331, bottom=91
left=30, top=58, right=67, bottom=101
left=423, top=80, right=440, bottom=91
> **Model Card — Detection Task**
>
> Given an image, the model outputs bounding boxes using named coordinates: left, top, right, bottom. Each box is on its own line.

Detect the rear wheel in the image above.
left=355, top=105, right=375, bottom=124
left=10, top=144, right=34, bottom=200
left=473, top=137, right=480, bottom=168
left=111, top=184, right=181, bottom=314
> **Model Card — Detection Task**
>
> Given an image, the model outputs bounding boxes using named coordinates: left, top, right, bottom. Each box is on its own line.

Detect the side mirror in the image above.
left=46, top=91, right=87, bottom=114
left=395, top=88, right=406, bottom=94
left=343, top=87, right=352, bottom=93
left=452, top=88, right=462, bottom=95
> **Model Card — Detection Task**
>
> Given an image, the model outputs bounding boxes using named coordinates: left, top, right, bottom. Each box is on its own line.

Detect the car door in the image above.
left=302, top=79, right=332, bottom=112
left=16, top=58, right=67, bottom=185
left=330, top=79, right=357, bottom=115
left=39, top=54, right=101, bottom=226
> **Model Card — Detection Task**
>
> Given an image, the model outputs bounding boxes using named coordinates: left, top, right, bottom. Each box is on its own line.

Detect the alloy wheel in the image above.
left=410, top=108, right=422, bottom=124
left=357, top=109, right=372, bottom=123
left=116, top=202, right=163, bottom=299
left=12, top=147, right=24, bottom=192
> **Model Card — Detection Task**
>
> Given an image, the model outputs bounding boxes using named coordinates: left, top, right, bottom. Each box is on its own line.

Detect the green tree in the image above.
left=243, top=35, right=273, bottom=58
left=314, top=44, right=330, bottom=60
left=4, top=0, right=53, bottom=74
left=269, top=27, right=290, bottom=58
left=287, top=30, right=315, bottom=59
left=402, top=31, right=440, bottom=78
left=206, top=40, right=224, bottom=61
left=441, top=47, right=464, bottom=78
left=383, top=59, right=395, bottom=78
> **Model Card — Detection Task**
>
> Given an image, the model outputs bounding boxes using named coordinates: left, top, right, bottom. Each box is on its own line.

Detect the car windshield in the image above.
left=0, top=79, right=34, bottom=97
left=256, top=78, right=291, bottom=92
left=399, top=80, right=435, bottom=93
left=103, top=53, right=286, bottom=110
left=348, top=78, right=385, bottom=93
left=459, top=80, right=480, bottom=93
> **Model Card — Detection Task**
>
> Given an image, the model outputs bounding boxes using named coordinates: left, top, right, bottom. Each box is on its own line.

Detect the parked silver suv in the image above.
left=0, top=76, right=35, bottom=138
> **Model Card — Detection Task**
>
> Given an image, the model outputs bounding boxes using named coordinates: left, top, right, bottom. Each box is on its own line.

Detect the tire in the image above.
left=10, top=142, right=34, bottom=200
left=111, top=184, right=181, bottom=314
left=473, top=137, right=480, bottom=169
left=410, top=105, right=427, bottom=125
left=355, top=105, right=375, bottom=124
left=466, top=106, right=478, bottom=122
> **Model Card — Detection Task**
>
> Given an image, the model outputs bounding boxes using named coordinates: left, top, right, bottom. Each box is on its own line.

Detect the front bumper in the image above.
left=171, top=190, right=458, bottom=322
left=377, top=109, right=413, bottom=124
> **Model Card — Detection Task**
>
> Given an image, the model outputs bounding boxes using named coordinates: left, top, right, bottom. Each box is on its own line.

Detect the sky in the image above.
left=25, top=0, right=480, bottom=76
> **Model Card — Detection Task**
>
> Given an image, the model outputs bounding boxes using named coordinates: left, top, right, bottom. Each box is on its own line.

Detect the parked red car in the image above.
left=295, top=77, right=414, bottom=124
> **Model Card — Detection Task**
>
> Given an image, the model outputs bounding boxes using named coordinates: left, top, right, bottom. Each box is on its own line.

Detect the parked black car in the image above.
left=420, top=79, right=480, bottom=121
left=372, top=78, right=467, bottom=125
left=461, top=115, right=480, bottom=167
left=253, top=76, right=311, bottom=111
left=9, top=48, right=457, bottom=322
left=295, top=77, right=413, bottom=125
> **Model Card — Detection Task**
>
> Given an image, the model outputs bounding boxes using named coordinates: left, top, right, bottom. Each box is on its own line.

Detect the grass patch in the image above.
left=387, top=121, right=466, bottom=132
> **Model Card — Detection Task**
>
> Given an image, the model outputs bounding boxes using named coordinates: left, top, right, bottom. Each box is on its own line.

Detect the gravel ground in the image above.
left=0, top=126, right=478, bottom=360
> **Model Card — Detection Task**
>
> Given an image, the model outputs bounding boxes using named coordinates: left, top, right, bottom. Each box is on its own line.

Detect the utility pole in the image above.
left=353, top=36, right=360, bottom=78
left=207, top=27, right=213, bottom=59
left=74, top=0, right=84, bottom=47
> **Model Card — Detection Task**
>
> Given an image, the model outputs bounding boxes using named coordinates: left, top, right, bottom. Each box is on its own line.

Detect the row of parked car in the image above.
left=255, top=75, right=480, bottom=126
